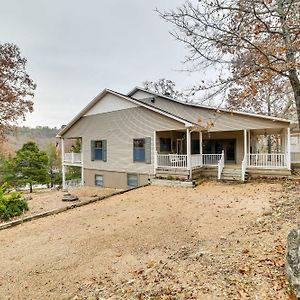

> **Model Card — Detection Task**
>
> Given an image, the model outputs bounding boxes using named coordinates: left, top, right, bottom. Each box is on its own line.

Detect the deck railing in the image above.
left=157, top=154, right=187, bottom=168
left=191, top=154, right=203, bottom=168
left=248, top=153, right=286, bottom=168
left=291, top=152, right=300, bottom=163
left=203, top=154, right=222, bottom=166
left=64, top=152, right=82, bottom=164
left=217, top=151, right=225, bottom=179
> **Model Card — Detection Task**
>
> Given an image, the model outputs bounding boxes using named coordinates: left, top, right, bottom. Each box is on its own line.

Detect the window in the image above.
left=91, top=140, right=107, bottom=161
left=133, top=138, right=145, bottom=162
left=127, top=174, right=138, bottom=187
left=95, top=175, right=103, bottom=186
left=160, top=138, right=171, bottom=152
left=95, top=141, right=103, bottom=160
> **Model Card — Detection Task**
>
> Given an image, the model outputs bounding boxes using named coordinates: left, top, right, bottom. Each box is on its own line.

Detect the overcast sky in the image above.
left=1, top=0, right=201, bottom=128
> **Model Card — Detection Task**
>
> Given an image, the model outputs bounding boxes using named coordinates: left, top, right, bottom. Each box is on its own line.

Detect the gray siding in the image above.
left=63, top=106, right=185, bottom=174
left=131, top=90, right=289, bottom=131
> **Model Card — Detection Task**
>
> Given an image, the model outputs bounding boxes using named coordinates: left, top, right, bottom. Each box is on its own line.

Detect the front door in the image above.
left=177, top=139, right=183, bottom=154
left=203, top=139, right=236, bottom=163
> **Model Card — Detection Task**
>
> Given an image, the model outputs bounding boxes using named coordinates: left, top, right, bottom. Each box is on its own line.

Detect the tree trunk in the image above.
left=289, top=70, right=300, bottom=127
left=267, top=94, right=272, bottom=154
left=29, top=182, right=32, bottom=193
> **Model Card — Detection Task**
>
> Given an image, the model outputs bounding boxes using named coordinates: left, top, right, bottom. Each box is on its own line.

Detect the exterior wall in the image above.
left=85, top=93, right=138, bottom=116
left=202, top=130, right=244, bottom=164
left=84, top=168, right=149, bottom=189
left=62, top=106, right=185, bottom=180
left=130, top=90, right=290, bottom=132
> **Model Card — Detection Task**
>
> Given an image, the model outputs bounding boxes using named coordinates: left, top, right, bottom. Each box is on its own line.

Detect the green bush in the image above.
left=0, top=183, right=28, bottom=221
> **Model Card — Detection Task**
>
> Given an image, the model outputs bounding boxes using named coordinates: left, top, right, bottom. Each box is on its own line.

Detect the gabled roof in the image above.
left=57, top=89, right=198, bottom=137
left=127, top=87, right=292, bottom=124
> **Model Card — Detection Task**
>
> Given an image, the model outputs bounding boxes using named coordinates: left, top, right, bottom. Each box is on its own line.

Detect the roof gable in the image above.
left=84, top=93, right=138, bottom=116
left=57, top=89, right=194, bottom=137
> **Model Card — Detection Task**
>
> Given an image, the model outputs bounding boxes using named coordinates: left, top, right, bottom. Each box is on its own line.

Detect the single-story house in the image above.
left=57, top=87, right=299, bottom=189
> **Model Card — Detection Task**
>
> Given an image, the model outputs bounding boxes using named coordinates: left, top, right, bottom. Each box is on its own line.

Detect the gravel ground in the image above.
left=0, top=181, right=297, bottom=299
left=0, top=186, right=119, bottom=224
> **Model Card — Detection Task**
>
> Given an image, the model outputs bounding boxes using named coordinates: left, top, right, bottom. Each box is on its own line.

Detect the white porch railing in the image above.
left=291, top=152, right=300, bottom=163
left=157, top=154, right=187, bottom=168
left=217, top=151, right=225, bottom=180
left=241, top=155, right=247, bottom=181
left=191, top=154, right=203, bottom=168
left=64, top=152, right=82, bottom=164
left=203, top=154, right=222, bottom=166
left=248, top=153, right=286, bottom=168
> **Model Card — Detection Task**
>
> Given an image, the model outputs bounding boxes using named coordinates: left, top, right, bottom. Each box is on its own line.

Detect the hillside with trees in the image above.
left=0, top=126, right=59, bottom=155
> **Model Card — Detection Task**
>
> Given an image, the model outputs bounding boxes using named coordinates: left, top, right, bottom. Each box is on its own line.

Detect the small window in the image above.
left=127, top=174, right=138, bottom=187
left=160, top=138, right=171, bottom=152
left=95, top=175, right=103, bottom=186
left=133, top=138, right=145, bottom=162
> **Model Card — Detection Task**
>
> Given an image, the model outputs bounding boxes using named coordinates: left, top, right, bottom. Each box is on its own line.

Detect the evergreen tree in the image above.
left=12, top=142, right=49, bottom=192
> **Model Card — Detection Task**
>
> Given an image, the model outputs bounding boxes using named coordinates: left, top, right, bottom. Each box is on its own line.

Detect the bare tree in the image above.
left=0, top=43, right=36, bottom=139
left=143, top=78, right=189, bottom=101
left=158, top=0, right=300, bottom=123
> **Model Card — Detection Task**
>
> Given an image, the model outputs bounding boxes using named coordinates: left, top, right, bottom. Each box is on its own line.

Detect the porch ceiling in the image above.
left=250, top=128, right=286, bottom=135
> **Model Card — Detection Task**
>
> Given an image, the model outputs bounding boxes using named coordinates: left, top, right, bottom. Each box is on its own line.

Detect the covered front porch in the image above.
left=154, top=127, right=291, bottom=181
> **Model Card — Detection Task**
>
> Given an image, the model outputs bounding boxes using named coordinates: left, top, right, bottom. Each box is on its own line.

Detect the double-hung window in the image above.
left=91, top=140, right=107, bottom=161
left=160, top=138, right=171, bottom=152
left=133, top=138, right=145, bottom=162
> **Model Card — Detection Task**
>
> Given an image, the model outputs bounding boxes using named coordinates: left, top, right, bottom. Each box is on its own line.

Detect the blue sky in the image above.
left=1, top=0, right=202, bottom=128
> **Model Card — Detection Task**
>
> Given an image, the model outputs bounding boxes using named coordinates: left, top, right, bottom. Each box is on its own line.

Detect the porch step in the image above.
left=220, top=167, right=247, bottom=182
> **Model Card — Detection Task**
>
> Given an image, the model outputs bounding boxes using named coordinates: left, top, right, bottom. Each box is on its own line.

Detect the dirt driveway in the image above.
left=0, top=181, right=294, bottom=299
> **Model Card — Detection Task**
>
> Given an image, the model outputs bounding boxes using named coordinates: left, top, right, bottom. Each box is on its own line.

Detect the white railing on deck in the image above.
left=291, top=152, right=300, bottom=163
left=203, top=153, right=222, bottom=166
left=64, top=152, right=82, bottom=164
left=191, top=154, right=203, bottom=168
left=248, top=153, right=286, bottom=168
left=157, top=154, right=187, bottom=168
left=217, top=151, right=225, bottom=180
left=241, top=154, right=247, bottom=181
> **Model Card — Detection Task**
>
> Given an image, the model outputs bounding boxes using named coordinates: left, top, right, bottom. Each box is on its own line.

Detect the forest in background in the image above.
left=0, top=126, right=59, bottom=155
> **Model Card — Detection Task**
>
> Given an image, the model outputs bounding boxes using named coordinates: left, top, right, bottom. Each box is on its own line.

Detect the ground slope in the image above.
left=0, top=182, right=297, bottom=299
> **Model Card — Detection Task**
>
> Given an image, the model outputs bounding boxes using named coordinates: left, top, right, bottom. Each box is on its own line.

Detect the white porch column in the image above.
left=199, top=131, right=203, bottom=166
left=81, top=139, right=84, bottom=186
left=243, top=129, right=247, bottom=158
left=187, top=128, right=191, bottom=177
left=153, top=131, right=157, bottom=174
left=287, top=127, right=291, bottom=170
left=248, top=130, right=251, bottom=154
left=61, top=138, right=66, bottom=190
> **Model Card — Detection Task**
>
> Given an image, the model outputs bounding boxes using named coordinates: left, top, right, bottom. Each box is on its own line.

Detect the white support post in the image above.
left=153, top=131, right=157, bottom=174
left=244, top=129, right=247, bottom=158
left=187, top=128, right=191, bottom=177
left=81, top=138, right=84, bottom=186
left=199, top=131, right=203, bottom=167
left=287, top=127, right=291, bottom=170
left=61, top=138, right=66, bottom=190
left=248, top=130, right=251, bottom=154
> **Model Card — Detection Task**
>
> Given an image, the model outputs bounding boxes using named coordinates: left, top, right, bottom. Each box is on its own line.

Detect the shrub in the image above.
left=0, top=183, right=28, bottom=221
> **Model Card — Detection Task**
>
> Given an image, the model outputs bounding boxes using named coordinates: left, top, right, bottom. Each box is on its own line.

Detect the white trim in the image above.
left=153, top=131, right=157, bottom=174
left=81, top=138, right=84, bottom=186
left=61, top=138, right=66, bottom=190
left=187, top=128, right=191, bottom=177
left=287, top=127, right=291, bottom=170
left=244, top=129, right=247, bottom=158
